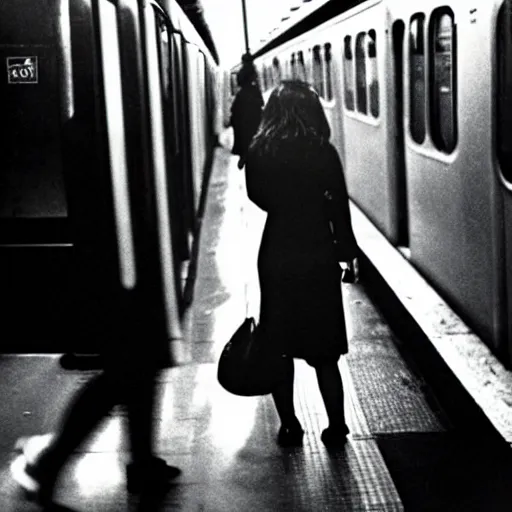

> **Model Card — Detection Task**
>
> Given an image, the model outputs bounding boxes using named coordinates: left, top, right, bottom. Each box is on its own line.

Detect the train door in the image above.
left=0, top=0, right=76, bottom=352
left=70, top=0, right=185, bottom=356
left=497, top=0, right=512, bottom=367
left=186, top=45, right=205, bottom=214
left=340, top=8, right=397, bottom=244
left=205, top=60, right=217, bottom=150
left=67, top=0, right=163, bottom=356
left=194, top=51, right=207, bottom=204
left=154, top=11, right=188, bottom=302
left=96, top=0, right=186, bottom=360
left=140, top=0, right=183, bottom=340
left=169, top=31, right=194, bottom=260
left=67, top=0, right=147, bottom=357
left=178, top=34, right=197, bottom=247
left=392, top=19, right=409, bottom=248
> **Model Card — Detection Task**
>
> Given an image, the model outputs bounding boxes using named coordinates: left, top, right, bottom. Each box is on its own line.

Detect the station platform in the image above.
left=0, top=146, right=511, bottom=511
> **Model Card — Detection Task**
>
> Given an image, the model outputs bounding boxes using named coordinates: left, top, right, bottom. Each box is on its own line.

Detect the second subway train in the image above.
left=0, top=0, right=218, bottom=354
left=244, top=0, right=512, bottom=369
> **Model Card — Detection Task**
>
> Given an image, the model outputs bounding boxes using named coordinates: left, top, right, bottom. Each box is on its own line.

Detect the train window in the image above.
left=230, top=71, right=237, bottom=95
left=497, top=3, right=512, bottom=181
left=429, top=10, right=457, bottom=153
left=284, top=59, right=291, bottom=79
left=324, top=43, right=333, bottom=101
left=313, top=45, right=324, bottom=97
left=306, top=48, right=313, bottom=83
left=355, top=32, right=367, bottom=114
left=368, top=30, right=379, bottom=117
left=273, top=57, right=282, bottom=84
left=409, top=14, right=426, bottom=144
left=155, top=15, right=177, bottom=155
left=343, top=35, right=355, bottom=110
left=170, top=33, right=183, bottom=155
left=297, top=51, right=306, bottom=81
left=291, top=53, right=297, bottom=79
left=156, top=19, right=171, bottom=100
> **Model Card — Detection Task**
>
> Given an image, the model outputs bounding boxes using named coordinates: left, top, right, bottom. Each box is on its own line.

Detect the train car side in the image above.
left=245, top=0, right=512, bottom=367
left=0, top=0, right=218, bottom=354
left=388, top=0, right=511, bottom=365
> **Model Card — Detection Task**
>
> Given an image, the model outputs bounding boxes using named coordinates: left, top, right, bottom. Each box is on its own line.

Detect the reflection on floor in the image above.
left=0, top=148, right=511, bottom=511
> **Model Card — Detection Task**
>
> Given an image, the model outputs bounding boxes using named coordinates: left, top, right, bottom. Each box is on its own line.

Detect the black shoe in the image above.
left=126, top=457, right=181, bottom=494
left=321, top=424, right=349, bottom=448
left=11, top=434, right=56, bottom=505
left=10, top=454, right=56, bottom=505
left=277, top=423, right=304, bottom=447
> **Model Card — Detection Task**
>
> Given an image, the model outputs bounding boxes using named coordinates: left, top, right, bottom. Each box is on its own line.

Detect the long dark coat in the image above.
left=230, top=84, right=263, bottom=158
left=245, top=140, right=358, bottom=363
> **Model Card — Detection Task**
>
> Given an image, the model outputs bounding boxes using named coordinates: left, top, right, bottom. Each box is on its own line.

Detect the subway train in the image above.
left=240, top=0, right=512, bottom=369
left=0, top=0, right=219, bottom=355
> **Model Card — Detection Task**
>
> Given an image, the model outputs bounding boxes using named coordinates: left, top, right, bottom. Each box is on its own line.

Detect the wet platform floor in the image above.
left=0, top=148, right=511, bottom=511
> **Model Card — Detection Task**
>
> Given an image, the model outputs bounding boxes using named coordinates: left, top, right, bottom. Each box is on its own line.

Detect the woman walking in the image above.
left=245, top=81, right=359, bottom=448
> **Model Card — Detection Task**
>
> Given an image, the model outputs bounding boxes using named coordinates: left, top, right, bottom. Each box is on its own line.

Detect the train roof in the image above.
left=251, top=0, right=367, bottom=60
left=156, top=0, right=219, bottom=63
left=177, top=0, right=218, bottom=63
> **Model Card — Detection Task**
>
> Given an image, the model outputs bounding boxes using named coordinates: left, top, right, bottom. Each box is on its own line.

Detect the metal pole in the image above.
left=241, top=0, right=250, bottom=54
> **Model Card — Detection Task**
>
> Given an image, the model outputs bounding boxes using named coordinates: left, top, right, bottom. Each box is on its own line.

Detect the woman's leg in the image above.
left=314, top=361, right=347, bottom=430
left=272, top=357, right=303, bottom=446
left=272, top=357, right=297, bottom=426
left=124, top=369, right=181, bottom=493
left=13, top=371, right=118, bottom=503
left=125, top=370, right=156, bottom=466
left=37, top=372, right=116, bottom=470
left=37, top=367, right=178, bottom=497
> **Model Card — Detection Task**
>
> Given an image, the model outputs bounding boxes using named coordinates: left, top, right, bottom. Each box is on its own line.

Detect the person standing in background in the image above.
left=230, top=53, right=264, bottom=169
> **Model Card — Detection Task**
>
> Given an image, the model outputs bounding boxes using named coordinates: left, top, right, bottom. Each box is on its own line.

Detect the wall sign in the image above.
left=7, top=57, right=38, bottom=84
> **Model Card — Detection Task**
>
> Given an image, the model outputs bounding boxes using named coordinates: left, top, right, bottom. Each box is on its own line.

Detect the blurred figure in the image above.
left=229, top=53, right=264, bottom=169
left=245, top=80, right=359, bottom=448
left=10, top=334, right=180, bottom=506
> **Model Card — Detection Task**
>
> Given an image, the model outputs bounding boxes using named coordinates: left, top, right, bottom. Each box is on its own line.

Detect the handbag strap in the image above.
left=241, top=173, right=251, bottom=319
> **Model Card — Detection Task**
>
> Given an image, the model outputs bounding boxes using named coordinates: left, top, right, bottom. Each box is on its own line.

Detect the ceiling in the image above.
left=198, top=0, right=332, bottom=66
